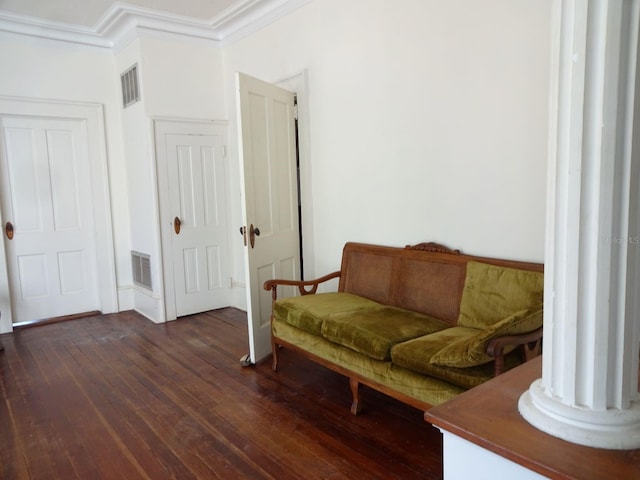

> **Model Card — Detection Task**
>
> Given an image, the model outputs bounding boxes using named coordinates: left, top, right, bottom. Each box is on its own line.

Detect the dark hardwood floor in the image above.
left=0, top=308, right=443, bottom=479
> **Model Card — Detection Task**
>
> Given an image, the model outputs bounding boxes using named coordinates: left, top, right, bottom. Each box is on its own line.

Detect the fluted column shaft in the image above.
left=519, top=0, right=640, bottom=449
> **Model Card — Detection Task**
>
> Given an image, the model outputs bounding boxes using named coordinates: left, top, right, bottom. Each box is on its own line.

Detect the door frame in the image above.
left=276, top=70, right=315, bottom=281
left=153, top=118, right=231, bottom=321
left=0, top=96, right=118, bottom=334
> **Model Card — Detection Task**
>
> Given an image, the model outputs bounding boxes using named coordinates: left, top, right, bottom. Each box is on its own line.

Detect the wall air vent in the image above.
left=121, top=64, right=140, bottom=108
left=131, top=251, right=152, bottom=290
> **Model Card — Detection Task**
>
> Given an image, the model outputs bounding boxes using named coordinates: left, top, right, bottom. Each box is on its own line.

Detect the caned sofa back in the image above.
left=338, top=242, right=543, bottom=327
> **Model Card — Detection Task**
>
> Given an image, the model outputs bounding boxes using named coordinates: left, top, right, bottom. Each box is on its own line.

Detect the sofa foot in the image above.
left=272, top=343, right=279, bottom=372
left=350, top=378, right=362, bottom=415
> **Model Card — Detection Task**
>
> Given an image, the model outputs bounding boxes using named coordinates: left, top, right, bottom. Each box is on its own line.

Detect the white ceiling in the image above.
left=0, top=0, right=240, bottom=27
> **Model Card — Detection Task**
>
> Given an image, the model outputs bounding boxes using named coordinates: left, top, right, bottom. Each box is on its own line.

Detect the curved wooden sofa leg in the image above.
left=272, top=340, right=279, bottom=372
left=350, top=378, right=362, bottom=415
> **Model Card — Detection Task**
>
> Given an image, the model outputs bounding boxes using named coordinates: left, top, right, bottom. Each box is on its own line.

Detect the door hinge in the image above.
left=293, top=104, right=298, bottom=120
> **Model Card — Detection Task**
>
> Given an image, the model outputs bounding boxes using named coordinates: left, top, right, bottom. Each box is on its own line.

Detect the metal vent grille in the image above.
left=121, top=64, right=140, bottom=108
left=131, top=251, right=152, bottom=290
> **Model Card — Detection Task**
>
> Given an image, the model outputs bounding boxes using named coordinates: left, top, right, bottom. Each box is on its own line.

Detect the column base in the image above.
left=519, top=379, right=640, bottom=450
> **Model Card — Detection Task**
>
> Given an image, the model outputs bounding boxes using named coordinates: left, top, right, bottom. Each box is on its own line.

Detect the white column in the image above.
left=519, top=0, right=640, bottom=450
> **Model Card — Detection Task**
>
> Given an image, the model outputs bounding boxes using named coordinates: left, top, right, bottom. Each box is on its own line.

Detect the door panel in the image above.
left=166, top=132, right=230, bottom=317
left=5, top=127, right=43, bottom=232
left=48, top=129, right=81, bottom=230
left=17, top=254, right=47, bottom=298
left=0, top=116, right=99, bottom=323
left=58, top=250, right=86, bottom=294
left=206, top=246, right=222, bottom=289
left=237, top=73, right=301, bottom=362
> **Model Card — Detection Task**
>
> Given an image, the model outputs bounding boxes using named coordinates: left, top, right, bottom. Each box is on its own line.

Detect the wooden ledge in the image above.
left=425, top=357, right=640, bottom=480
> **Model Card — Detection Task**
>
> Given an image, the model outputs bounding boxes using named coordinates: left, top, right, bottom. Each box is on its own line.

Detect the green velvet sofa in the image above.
left=264, top=242, right=544, bottom=415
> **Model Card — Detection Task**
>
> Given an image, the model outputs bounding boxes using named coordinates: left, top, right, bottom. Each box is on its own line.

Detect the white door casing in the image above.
left=154, top=120, right=231, bottom=320
left=0, top=116, right=99, bottom=323
left=0, top=97, right=117, bottom=334
left=237, top=73, right=301, bottom=363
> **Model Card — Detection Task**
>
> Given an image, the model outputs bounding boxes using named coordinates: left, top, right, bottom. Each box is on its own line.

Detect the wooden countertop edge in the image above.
left=424, top=408, right=568, bottom=479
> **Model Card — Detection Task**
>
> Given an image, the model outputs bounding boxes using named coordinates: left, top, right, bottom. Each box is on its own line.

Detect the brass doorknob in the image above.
left=5, top=221, right=13, bottom=240
left=249, top=224, right=261, bottom=248
left=173, top=216, right=181, bottom=234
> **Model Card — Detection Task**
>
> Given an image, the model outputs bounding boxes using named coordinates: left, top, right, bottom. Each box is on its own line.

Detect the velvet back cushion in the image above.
left=457, top=261, right=544, bottom=329
left=390, top=328, right=521, bottom=389
left=430, top=307, right=543, bottom=367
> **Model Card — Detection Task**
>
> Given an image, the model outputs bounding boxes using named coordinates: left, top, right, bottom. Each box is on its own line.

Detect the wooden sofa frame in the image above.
left=264, top=242, right=543, bottom=414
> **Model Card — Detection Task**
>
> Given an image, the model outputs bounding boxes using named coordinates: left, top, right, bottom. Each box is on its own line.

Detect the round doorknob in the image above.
left=5, top=221, right=14, bottom=240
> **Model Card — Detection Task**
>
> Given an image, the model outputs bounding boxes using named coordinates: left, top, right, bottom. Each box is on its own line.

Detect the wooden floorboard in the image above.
left=0, top=308, right=443, bottom=479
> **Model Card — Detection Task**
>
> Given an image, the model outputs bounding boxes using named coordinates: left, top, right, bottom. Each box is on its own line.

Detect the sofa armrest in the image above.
left=486, top=327, right=543, bottom=377
left=263, top=270, right=342, bottom=301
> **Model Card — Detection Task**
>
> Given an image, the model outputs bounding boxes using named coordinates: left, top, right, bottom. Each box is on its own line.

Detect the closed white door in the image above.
left=166, top=132, right=231, bottom=317
left=0, top=116, right=99, bottom=323
left=237, top=73, right=301, bottom=363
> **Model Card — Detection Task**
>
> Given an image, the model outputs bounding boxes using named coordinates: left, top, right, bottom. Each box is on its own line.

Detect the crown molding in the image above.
left=97, top=2, right=219, bottom=49
left=211, top=0, right=313, bottom=44
left=0, top=11, right=113, bottom=48
left=0, top=0, right=314, bottom=51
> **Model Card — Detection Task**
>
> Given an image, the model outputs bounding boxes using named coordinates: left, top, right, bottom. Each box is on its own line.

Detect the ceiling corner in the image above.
left=0, top=0, right=315, bottom=51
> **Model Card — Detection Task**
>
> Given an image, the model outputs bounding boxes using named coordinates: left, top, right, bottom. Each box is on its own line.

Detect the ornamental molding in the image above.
left=0, top=0, right=313, bottom=50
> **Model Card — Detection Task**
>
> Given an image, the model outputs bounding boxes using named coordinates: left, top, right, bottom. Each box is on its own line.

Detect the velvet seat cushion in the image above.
left=321, top=306, right=450, bottom=361
left=272, top=292, right=381, bottom=335
left=272, top=317, right=466, bottom=405
left=457, top=261, right=544, bottom=329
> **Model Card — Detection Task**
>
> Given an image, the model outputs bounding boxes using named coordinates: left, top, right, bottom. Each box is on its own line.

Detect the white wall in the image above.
left=223, top=0, right=552, bottom=288
left=115, top=35, right=229, bottom=321
left=0, top=0, right=553, bottom=329
left=0, top=34, right=132, bottom=331
left=115, top=39, right=157, bottom=318
left=0, top=31, right=232, bottom=328
left=139, top=37, right=227, bottom=119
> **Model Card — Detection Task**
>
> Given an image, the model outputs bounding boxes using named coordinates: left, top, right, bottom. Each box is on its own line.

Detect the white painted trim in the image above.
left=152, top=118, right=230, bottom=322
left=98, top=3, right=220, bottom=52
left=0, top=96, right=119, bottom=334
left=216, top=0, right=315, bottom=45
left=133, top=286, right=163, bottom=324
left=0, top=0, right=315, bottom=51
left=275, top=69, right=315, bottom=282
left=0, top=11, right=112, bottom=49
left=117, top=284, right=134, bottom=310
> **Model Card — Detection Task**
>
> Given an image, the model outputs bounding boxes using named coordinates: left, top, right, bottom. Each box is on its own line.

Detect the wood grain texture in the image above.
left=0, top=309, right=443, bottom=479
left=425, top=357, right=640, bottom=480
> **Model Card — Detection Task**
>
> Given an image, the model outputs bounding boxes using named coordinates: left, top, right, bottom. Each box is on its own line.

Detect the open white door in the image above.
left=237, top=73, right=301, bottom=363
left=155, top=120, right=231, bottom=320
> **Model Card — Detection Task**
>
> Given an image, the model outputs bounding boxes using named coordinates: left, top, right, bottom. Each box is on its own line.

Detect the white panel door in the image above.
left=166, top=132, right=230, bottom=317
left=237, top=73, right=301, bottom=363
left=0, top=116, right=99, bottom=323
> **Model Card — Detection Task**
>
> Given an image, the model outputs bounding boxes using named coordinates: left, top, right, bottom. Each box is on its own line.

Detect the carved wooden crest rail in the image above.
left=405, top=242, right=461, bottom=255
